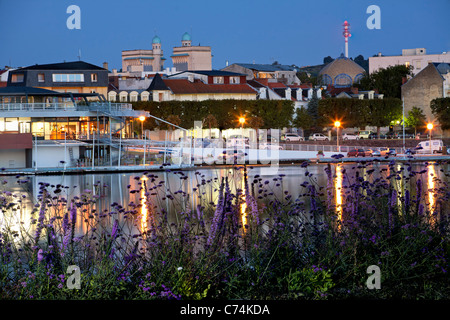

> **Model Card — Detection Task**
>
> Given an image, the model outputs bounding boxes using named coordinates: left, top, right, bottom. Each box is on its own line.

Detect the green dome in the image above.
left=152, top=35, right=161, bottom=44
left=182, top=32, right=191, bottom=41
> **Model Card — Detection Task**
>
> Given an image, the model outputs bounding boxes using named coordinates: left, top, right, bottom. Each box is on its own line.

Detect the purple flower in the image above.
left=111, top=219, right=119, bottom=239
left=37, top=249, right=44, bottom=262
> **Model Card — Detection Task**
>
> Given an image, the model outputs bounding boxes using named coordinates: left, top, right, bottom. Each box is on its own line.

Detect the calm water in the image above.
left=1, top=162, right=449, bottom=237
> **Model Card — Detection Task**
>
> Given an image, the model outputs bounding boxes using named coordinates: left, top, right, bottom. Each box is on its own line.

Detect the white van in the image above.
left=358, top=130, right=374, bottom=139
left=415, top=140, right=443, bottom=154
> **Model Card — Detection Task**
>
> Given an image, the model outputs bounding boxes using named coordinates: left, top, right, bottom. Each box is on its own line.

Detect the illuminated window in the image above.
left=52, top=74, right=84, bottom=82
left=213, top=77, right=224, bottom=84
left=38, top=73, right=45, bottom=82
left=230, top=76, right=240, bottom=84
left=91, top=73, right=98, bottom=82
left=11, top=74, right=24, bottom=83
left=405, top=61, right=410, bottom=68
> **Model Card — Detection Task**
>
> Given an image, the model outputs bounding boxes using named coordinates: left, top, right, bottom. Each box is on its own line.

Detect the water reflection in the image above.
left=428, top=164, right=436, bottom=213
left=0, top=162, right=448, bottom=238
left=335, top=164, right=343, bottom=226
left=140, top=175, right=149, bottom=233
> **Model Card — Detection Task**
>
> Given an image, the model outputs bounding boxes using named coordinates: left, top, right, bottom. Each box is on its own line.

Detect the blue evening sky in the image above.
left=0, top=0, right=449, bottom=70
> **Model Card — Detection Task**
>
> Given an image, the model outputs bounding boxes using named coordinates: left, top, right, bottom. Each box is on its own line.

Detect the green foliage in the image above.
left=292, top=106, right=313, bottom=129
left=132, top=100, right=294, bottom=130
left=317, top=98, right=402, bottom=129
left=406, top=106, right=426, bottom=134
left=356, top=65, right=412, bottom=98
left=430, top=97, right=450, bottom=130
left=286, top=268, right=334, bottom=299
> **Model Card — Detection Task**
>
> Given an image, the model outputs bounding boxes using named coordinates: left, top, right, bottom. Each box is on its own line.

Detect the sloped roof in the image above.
left=147, top=73, right=170, bottom=91
left=232, top=63, right=297, bottom=72
left=169, top=70, right=246, bottom=77
left=16, top=61, right=106, bottom=71
left=155, top=78, right=257, bottom=95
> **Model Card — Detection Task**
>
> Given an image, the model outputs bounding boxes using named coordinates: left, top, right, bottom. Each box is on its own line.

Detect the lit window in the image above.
left=11, top=74, right=24, bottom=83
left=230, top=76, right=240, bottom=84
left=91, top=73, right=98, bottom=82
left=38, top=73, right=45, bottom=82
left=213, top=77, right=224, bottom=84
left=52, top=74, right=84, bottom=82
left=405, top=62, right=410, bottom=68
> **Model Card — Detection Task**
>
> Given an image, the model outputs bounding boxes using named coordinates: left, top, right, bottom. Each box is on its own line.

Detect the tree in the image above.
left=323, top=56, right=334, bottom=64
left=163, top=115, right=182, bottom=131
left=406, top=106, right=426, bottom=135
left=306, top=91, right=320, bottom=128
left=292, top=106, right=312, bottom=130
left=367, top=98, right=403, bottom=137
left=247, top=116, right=264, bottom=142
left=356, top=64, right=412, bottom=98
left=430, top=97, right=450, bottom=130
left=203, top=114, right=218, bottom=138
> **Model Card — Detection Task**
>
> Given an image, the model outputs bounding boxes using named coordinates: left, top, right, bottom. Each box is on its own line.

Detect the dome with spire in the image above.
left=318, top=54, right=365, bottom=88
left=182, top=32, right=191, bottom=41
left=152, top=35, right=161, bottom=44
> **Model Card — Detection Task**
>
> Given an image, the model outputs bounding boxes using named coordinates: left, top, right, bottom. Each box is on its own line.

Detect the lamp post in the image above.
left=427, top=123, right=433, bottom=154
left=139, top=116, right=146, bottom=140
left=334, top=121, right=341, bottom=152
left=239, top=117, right=245, bottom=146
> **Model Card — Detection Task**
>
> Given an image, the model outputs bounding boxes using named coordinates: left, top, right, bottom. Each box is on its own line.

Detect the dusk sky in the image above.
left=1, top=0, right=449, bottom=70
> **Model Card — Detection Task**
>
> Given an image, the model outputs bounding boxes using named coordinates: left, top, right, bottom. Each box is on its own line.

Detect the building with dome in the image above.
left=121, top=35, right=165, bottom=73
left=318, top=54, right=366, bottom=88
left=171, top=32, right=212, bottom=71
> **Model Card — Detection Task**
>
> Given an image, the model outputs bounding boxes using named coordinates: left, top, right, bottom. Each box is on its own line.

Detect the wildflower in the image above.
left=177, top=267, right=183, bottom=271
left=37, top=249, right=44, bottom=262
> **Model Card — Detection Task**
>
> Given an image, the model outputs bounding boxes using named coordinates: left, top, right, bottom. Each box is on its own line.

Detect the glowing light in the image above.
left=427, top=123, right=433, bottom=130
left=335, top=164, right=343, bottom=228
left=241, top=177, right=247, bottom=231
left=139, top=116, right=146, bottom=122
left=428, top=164, right=436, bottom=215
left=239, top=117, right=245, bottom=125
left=334, top=121, right=341, bottom=128
left=140, top=176, right=149, bottom=233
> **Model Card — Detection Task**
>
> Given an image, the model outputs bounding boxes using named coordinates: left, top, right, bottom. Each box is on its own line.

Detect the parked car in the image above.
left=259, top=143, right=283, bottom=150
left=217, top=149, right=247, bottom=164
left=405, top=148, right=416, bottom=155
left=387, top=148, right=397, bottom=156
left=365, top=149, right=373, bottom=157
left=228, top=135, right=249, bottom=145
left=281, top=133, right=304, bottom=142
left=342, top=133, right=360, bottom=140
left=358, top=130, right=374, bottom=139
left=385, top=132, right=399, bottom=139
left=369, top=132, right=386, bottom=139
left=347, top=148, right=367, bottom=157
left=370, top=147, right=389, bottom=156
left=372, top=149, right=381, bottom=157
left=415, top=140, right=444, bottom=154
left=309, top=133, right=329, bottom=141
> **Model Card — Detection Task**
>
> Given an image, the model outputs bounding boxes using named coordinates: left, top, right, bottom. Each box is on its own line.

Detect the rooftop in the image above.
left=15, top=61, right=106, bottom=71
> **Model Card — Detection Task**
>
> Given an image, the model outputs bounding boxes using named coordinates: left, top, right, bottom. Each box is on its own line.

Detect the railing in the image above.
left=0, top=102, right=132, bottom=112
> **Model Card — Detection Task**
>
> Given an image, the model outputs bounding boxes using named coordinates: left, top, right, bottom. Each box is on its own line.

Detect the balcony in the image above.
left=0, top=102, right=132, bottom=112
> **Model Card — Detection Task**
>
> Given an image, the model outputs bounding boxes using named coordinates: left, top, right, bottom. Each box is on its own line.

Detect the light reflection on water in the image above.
left=0, top=162, right=448, bottom=237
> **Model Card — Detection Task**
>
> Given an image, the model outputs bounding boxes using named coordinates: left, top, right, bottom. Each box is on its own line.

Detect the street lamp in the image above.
left=139, top=116, right=146, bottom=139
left=334, top=121, right=341, bottom=152
left=427, top=123, right=433, bottom=154
left=239, top=117, right=245, bottom=128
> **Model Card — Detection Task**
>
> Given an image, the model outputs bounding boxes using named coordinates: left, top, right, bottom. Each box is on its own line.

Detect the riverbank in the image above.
left=1, top=153, right=449, bottom=176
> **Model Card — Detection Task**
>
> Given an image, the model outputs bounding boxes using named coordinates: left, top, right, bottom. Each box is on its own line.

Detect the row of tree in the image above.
left=132, top=100, right=294, bottom=131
